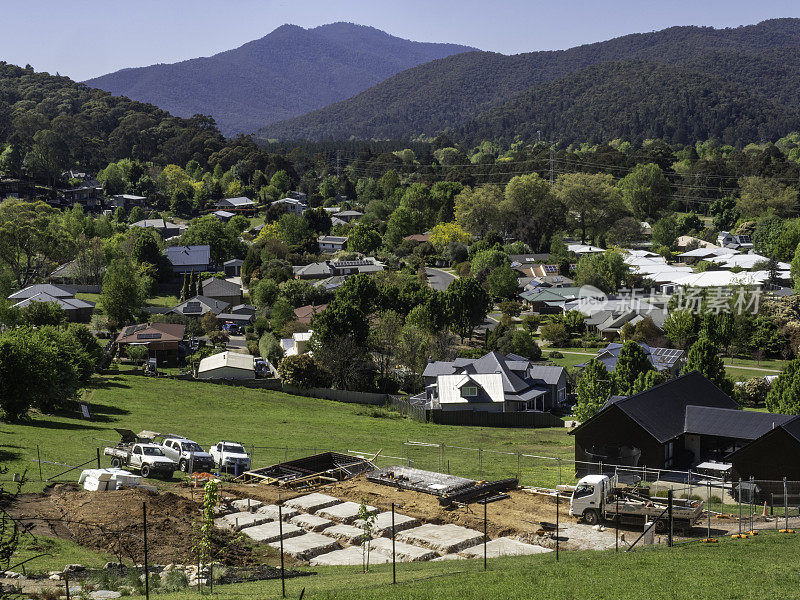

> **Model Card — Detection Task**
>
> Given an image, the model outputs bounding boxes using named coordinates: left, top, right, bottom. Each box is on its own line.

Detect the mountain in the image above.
left=83, top=23, right=476, bottom=136
left=258, top=18, right=800, bottom=143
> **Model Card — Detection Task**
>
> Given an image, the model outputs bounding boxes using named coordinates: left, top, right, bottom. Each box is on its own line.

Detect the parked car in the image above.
left=222, top=322, right=241, bottom=335
left=209, top=441, right=251, bottom=473
left=103, top=429, right=177, bottom=478
left=157, top=436, right=215, bottom=473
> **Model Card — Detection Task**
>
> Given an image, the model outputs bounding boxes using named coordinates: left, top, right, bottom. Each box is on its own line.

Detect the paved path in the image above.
left=425, top=267, right=456, bottom=291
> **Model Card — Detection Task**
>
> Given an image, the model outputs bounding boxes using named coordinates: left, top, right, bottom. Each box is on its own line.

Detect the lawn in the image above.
left=76, top=293, right=179, bottom=312
left=3, top=374, right=573, bottom=493
left=77, top=530, right=800, bottom=600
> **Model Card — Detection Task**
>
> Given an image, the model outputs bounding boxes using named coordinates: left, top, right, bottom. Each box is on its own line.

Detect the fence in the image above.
left=428, top=409, right=564, bottom=428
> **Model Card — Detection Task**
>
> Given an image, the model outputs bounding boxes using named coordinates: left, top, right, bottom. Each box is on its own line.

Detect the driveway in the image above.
left=425, top=267, right=456, bottom=291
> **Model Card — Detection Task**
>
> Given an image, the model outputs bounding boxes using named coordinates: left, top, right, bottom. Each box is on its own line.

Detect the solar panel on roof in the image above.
left=136, top=333, right=162, bottom=340
left=544, top=265, right=558, bottom=274
left=183, top=301, right=202, bottom=313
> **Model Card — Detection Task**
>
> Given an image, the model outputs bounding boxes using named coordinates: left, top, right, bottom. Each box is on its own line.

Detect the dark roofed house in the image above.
left=417, top=351, right=568, bottom=414
left=728, top=416, right=800, bottom=485
left=224, top=259, right=243, bottom=277
left=294, top=303, right=328, bottom=325
left=115, top=322, right=185, bottom=365
left=230, top=304, right=256, bottom=316
left=164, top=245, right=211, bottom=274
left=570, top=371, right=762, bottom=474
left=579, top=343, right=686, bottom=377
left=200, top=277, right=241, bottom=307
left=9, top=284, right=75, bottom=300
left=216, top=197, right=256, bottom=214
left=318, top=235, right=348, bottom=253
left=169, top=295, right=230, bottom=317
left=11, top=292, right=95, bottom=323
left=131, top=219, right=186, bottom=238
left=294, top=258, right=384, bottom=280
left=335, top=210, right=363, bottom=223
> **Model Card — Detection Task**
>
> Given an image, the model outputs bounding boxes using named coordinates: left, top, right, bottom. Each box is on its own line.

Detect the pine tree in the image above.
left=683, top=336, right=734, bottom=395
left=631, top=370, right=667, bottom=395
left=181, top=273, right=189, bottom=301
left=613, top=341, right=653, bottom=396
left=189, top=271, right=197, bottom=297
left=574, top=359, right=613, bottom=422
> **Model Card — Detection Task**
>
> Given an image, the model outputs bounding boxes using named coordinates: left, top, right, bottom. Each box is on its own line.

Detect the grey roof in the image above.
left=217, top=196, right=255, bottom=207
left=509, top=254, right=552, bottom=264
left=579, top=343, right=684, bottom=372
left=164, top=245, right=211, bottom=267
left=170, top=295, right=230, bottom=315
left=230, top=303, right=256, bottom=314
left=336, top=210, right=363, bottom=218
left=217, top=312, right=254, bottom=324
left=213, top=210, right=235, bottom=218
left=224, top=258, right=244, bottom=267
left=574, top=371, right=739, bottom=443
left=201, top=277, right=241, bottom=297
left=527, top=364, right=567, bottom=386
left=12, top=292, right=94, bottom=311
left=684, top=406, right=794, bottom=440
left=9, top=284, right=75, bottom=300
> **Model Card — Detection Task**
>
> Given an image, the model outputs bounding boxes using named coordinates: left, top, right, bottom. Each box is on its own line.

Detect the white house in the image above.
left=318, top=235, right=348, bottom=253
left=280, top=331, right=313, bottom=357
left=197, top=351, right=255, bottom=380
left=273, top=197, right=307, bottom=215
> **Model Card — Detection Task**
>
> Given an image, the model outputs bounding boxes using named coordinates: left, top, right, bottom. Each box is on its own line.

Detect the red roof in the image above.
left=294, top=304, right=328, bottom=324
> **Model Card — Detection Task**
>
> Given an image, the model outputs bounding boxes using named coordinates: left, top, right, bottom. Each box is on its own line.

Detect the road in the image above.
left=558, top=350, right=781, bottom=373
left=425, top=267, right=456, bottom=291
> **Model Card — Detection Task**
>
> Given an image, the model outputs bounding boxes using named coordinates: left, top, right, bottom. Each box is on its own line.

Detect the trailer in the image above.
left=569, top=475, right=704, bottom=533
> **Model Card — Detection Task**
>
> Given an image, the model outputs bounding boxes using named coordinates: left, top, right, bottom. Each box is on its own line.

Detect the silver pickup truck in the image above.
left=103, top=429, right=177, bottom=478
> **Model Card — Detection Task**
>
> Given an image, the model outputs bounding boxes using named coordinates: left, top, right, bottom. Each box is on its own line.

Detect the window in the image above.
left=461, top=385, right=478, bottom=397
left=133, top=447, right=142, bottom=455
left=573, top=483, right=595, bottom=498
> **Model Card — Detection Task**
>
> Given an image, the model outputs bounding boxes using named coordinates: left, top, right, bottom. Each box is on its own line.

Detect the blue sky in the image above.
left=3, top=0, right=800, bottom=80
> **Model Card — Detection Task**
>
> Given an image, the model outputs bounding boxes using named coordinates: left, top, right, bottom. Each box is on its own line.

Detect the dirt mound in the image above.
left=11, top=483, right=259, bottom=565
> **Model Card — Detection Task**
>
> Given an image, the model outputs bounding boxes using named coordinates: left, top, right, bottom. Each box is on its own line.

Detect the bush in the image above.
left=125, top=345, right=149, bottom=364
left=258, top=332, right=284, bottom=365
left=278, top=354, right=331, bottom=388
left=254, top=316, right=270, bottom=337
left=549, top=350, right=564, bottom=359
left=540, top=322, right=570, bottom=347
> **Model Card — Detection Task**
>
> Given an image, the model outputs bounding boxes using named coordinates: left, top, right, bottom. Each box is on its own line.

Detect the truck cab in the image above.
left=569, top=474, right=615, bottom=520
left=209, top=441, right=251, bottom=473
left=159, top=436, right=214, bottom=473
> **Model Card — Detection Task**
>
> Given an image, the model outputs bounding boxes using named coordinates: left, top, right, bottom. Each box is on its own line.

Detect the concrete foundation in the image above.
left=369, top=537, right=437, bottom=562
left=316, top=501, right=376, bottom=524
left=231, top=498, right=263, bottom=512
left=431, top=554, right=468, bottom=561
left=285, top=493, right=341, bottom=513
left=397, top=524, right=485, bottom=554
left=355, top=511, right=419, bottom=537
left=458, top=538, right=552, bottom=558
left=255, top=504, right=300, bottom=521
left=268, top=532, right=341, bottom=561
left=241, top=521, right=304, bottom=543
left=290, top=513, right=335, bottom=532
left=321, top=523, right=366, bottom=545
left=310, top=545, right=391, bottom=567
left=214, top=512, right=269, bottom=531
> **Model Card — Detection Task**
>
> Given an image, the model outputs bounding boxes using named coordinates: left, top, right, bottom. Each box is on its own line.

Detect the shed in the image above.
left=198, top=351, right=255, bottom=380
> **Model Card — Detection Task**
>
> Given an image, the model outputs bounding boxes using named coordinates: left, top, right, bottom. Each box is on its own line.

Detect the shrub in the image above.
left=278, top=354, right=331, bottom=388
left=549, top=351, right=564, bottom=359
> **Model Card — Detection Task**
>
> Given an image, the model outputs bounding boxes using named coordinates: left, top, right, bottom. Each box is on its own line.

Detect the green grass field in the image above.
left=3, top=374, right=573, bottom=493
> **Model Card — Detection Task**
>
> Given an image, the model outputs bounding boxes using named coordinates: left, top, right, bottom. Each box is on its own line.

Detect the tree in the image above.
left=617, top=163, right=671, bottom=220
left=429, top=222, right=470, bottom=253
left=20, top=301, right=65, bottom=327
left=180, top=215, right=245, bottom=266
left=573, top=250, right=628, bottom=294
left=540, top=322, right=569, bottom=347
left=487, top=264, right=519, bottom=299
left=736, top=376, right=771, bottom=408
left=613, top=341, right=654, bottom=396
left=501, top=174, right=564, bottom=251
left=683, top=337, right=734, bottom=396
left=101, top=258, right=144, bottom=326
left=766, top=361, right=800, bottom=413
left=258, top=332, right=284, bottom=366
left=607, top=217, right=646, bottom=247
left=471, top=248, right=508, bottom=279
left=278, top=354, right=330, bottom=388
left=454, top=185, right=503, bottom=238
left=270, top=170, right=291, bottom=194
left=443, top=278, right=490, bottom=341
left=631, top=370, right=667, bottom=395
left=397, top=323, right=434, bottom=390
left=0, top=199, right=62, bottom=287
left=575, top=359, right=613, bottom=422
left=791, top=242, right=800, bottom=291
left=348, top=222, right=382, bottom=254
left=554, top=172, right=622, bottom=243
left=251, top=277, right=279, bottom=308
left=737, top=176, right=798, bottom=217
left=201, top=311, right=220, bottom=334
left=663, top=310, right=700, bottom=349
left=131, top=229, right=161, bottom=266
left=370, top=310, right=403, bottom=390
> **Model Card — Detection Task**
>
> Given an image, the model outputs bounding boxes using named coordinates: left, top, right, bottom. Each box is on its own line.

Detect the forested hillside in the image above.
left=0, top=61, right=226, bottom=182
left=84, top=23, right=475, bottom=136
left=258, top=18, right=800, bottom=143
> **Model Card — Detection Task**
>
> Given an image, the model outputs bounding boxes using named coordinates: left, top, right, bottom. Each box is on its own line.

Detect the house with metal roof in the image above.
left=11, top=292, right=95, bottom=322
left=224, top=258, right=244, bottom=277
left=130, top=219, right=186, bottom=239
left=115, top=322, right=186, bottom=364
left=200, top=277, right=241, bottom=307
left=216, top=197, right=256, bottom=213
left=9, top=284, right=75, bottom=300
left=568, top=371, right=786, bottom=474
left=197, top=351, right=255, bottom=380
left=164, top=245, right=211, bottom=274
left=212, top=210, right=235, bottom=222
left=273, top=197, right=307, bottom=215
left=293, top=258, right=384, bottom=280
left=169, top=295, right=230, bottom=317
left=318, top=235, right=348, bottom=254
left=579, top=343, right=685, bottom=376
left=417, top=351, right=568, bottom=413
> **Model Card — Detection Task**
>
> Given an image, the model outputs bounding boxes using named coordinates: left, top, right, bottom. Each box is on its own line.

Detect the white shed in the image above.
left=198, top=351, right=255, bottom=380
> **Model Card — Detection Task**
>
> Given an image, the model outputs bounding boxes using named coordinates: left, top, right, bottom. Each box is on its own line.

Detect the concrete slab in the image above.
left=241, top=521, right=304, bottom=543
left=355, top=511, right=419, bottom=537
left=369, top=537, right=437, bottom=562
left=214, top=511, right=269, bottom=531
left=431, top=554, right=468, bottom=561
left=321, top=523, right=366, bottom=545
left=290, top=513, right=335, bottom=532
left=397, top=524, right=484, bottom=554
left=285, top=493, right=341, bottom=513
left=255, top=504, right=299, bottom=521
left=268, top=532, right=341, bottom=561
left=310, top=545, right=392, bottom=567
left=458, top=538, right=552, bottom=558
left=231, top=498, right=263, bottom=512
left=316, top=501, right=376, bottom=524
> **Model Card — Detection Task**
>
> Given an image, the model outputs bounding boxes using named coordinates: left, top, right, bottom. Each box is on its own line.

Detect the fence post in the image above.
left=36, top=445, right=42, bottom=481
left=279, top=504, right=285, bottom=598
left=142, top=502, right=149, bottom=600
left=667, top=489, right=673, bottom=548
left=749, top=476, right=754, bottom=532
left=64, top=572, right=70, bottom=600
left=784, top=477, right=789, bottom=531
left=615, top=495, right=619, bottom=553
left=479, top=448, right=483, bottom=479
left=556, top=491, right=560, bottom=561
left=483, top=500, right=487, bottom=570
left=391, top=503, right=396, bottom=585
left=707, top=481, right=711, bottom=539
left=517, top=453, right=521, bottom=481
left=96, top=448, right=100, bottom=469
left=738, top=478, right=742, bottom=535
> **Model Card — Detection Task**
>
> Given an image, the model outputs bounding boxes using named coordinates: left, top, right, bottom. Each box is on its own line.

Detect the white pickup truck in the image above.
left=103, top=430, right=177, bottom=479
left=569, top=474, right=704, bottom=533
left=157, top=436, right=215, bottom=474
left=209, top=441, right=251, bottom=473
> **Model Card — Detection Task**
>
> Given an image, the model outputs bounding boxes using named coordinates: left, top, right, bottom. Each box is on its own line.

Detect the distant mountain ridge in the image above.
left=84, top=22, right=476, bottom=136
left=258, top=18, right=800, bottom=145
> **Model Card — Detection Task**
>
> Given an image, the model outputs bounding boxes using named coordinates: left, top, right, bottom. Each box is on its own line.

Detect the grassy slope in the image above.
left=4, top=374, right=572, bottom=492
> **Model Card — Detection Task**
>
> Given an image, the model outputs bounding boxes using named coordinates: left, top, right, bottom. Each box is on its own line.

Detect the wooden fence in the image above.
left=387, top=396, right=429, bottom=423
left=429, top=409, right=564, bottom=428
left=281, top=385, right=387, bottom=405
